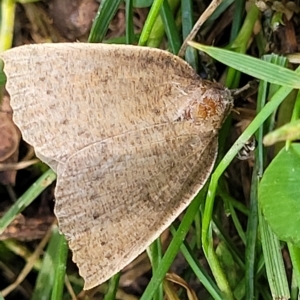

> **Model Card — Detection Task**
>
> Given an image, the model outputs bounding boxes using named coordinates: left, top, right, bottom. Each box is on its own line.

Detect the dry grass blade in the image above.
left=0, top=225, right=53, bottom=297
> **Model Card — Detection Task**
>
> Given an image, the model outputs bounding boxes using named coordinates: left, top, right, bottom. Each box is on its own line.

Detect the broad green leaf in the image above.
left=258, top=143, right=300, bottom=246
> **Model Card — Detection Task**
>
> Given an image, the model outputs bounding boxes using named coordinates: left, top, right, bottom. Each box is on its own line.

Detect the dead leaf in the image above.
left=0, top=94, right=21, bottom=185
left=165, top=273, right=198, bottom=300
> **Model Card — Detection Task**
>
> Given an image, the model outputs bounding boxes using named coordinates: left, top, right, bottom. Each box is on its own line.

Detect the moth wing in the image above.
left=1, top=43, right=206, bottom=171
left=54, top=122, right=218, bottom=289
left=1, top=43, right=232, bottom=289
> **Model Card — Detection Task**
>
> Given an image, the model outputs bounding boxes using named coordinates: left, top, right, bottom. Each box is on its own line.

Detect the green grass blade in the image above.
left=245, top=161, right=259, bottom=299
left=189, top=42, right=300, bottom=89
left=0, top=0, right=15, bottom=52
left=258, top=210, right=290, bottom=299
left=225, top=2, right=260, bottom=88
left=0, top=59, right=7, bottom=85
left=170, top=226, right=223, bottom=300
left=138, top=0, right=164, bottom=46
left=181, top=0, right=198, bottom=70
left=147, top=0, right=180, bottom=48
left=88, top=0, right=122, bottom=43
left=32, top=226, right=60, bottom=300
left=103, top=273, right=121, bottom=300
left=147, top=239, right=163, bottom=300
left=125, top=0, right=135, bottom=44
left=202, top=66, right=300, bottom=300
left=288, top=243, right=300, bottom=288
left=202, top=84, right=296, bottom=243
left=51, top=232, right=68, bottom=300
left=0, top=169, right=56, bottom=234
left=160, top=0, right=181, bottom=54
left=140, top=191, right=204, bottom=300
left=202, top=68, right=300, bottom=249
left=229, top=0, right=245, bottom=42
left=207, top=242, right=234, bottom=299
left=244, top=55, right=270, bottom=299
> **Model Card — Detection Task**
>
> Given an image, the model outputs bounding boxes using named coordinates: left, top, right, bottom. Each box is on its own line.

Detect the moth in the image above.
left=1, top=43, right=232, bottom=289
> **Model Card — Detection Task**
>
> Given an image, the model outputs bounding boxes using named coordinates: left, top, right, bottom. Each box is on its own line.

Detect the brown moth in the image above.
left=1, top=43, right=232, bottom=289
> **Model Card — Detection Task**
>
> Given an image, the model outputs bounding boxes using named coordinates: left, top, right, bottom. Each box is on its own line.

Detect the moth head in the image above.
left=176, top=83, right=233, bottom=130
